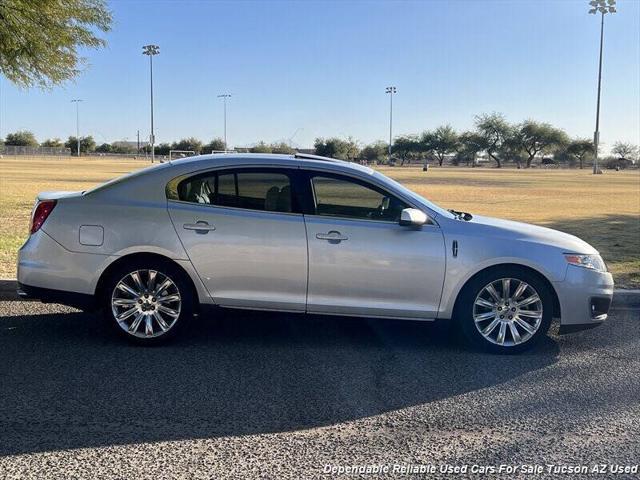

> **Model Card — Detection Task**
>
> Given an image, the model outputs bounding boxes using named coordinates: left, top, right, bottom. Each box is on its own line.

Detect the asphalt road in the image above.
left=0, top=298, right=638, bottom=480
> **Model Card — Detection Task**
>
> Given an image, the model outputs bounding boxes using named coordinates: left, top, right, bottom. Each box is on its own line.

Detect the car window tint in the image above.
left=178, top=174, right=214, bottom=204
left=311, top=175, right=407, bottom=221
left=218, top=173, right=236, bottom=196
left=178, top=171, right=293, bottom=213
left=236, top=172, right=291, bottom=212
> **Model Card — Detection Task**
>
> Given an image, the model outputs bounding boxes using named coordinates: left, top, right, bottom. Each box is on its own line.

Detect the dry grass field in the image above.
left=1, top=156, right=639, bottom=287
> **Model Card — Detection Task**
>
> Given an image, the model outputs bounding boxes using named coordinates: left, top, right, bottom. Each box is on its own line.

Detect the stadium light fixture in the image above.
left=217, top=94, right=232, bottom=151
left=142, top=44, right=160, bottom=163
left=588, top=0, right=616, bottom=174
left=71, top=99, right=83, bottom=156
left=385, top=86, right=397, bottom=164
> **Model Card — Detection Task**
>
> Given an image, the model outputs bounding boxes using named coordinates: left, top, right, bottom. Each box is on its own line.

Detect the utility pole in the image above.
left=71, top=99, right=83, bottom=156
left=142, top=44, right=160, bottom=163
left=385, top=86, right=397, bottom=163
left=588, top=0, right=616, bottom=174
left=137, top=129, right=140, bottom=154
left=217, top=94, right=231, bottom=151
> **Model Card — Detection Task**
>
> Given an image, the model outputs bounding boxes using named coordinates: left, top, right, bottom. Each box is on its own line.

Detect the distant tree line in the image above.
left=144, top=139, right=296, bottom=156
left=311, top=113, right=638, bottom=170
left=373, top=113, right=638, bottom=170
left=3, top=113, right=639, bottom=169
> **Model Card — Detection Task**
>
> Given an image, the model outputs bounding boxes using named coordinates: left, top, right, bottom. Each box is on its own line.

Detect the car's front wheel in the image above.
left=456, top=266, right=553, bottom=353
left=103, top=259, right=194, bottom=344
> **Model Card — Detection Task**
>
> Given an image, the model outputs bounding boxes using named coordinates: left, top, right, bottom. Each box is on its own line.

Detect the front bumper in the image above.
left=553, top=265, right=614, bottom=333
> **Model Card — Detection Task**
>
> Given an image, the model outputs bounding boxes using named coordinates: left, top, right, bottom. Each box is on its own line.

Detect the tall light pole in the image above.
left=588, top=0, right=616, bottom=174
left=142, top=44, right=160, bottom=163
left=385, top=86, right=397, bottom=163
left=71, top=99, right=83, bottom=156
left=217, top=94, right=231, bottom=151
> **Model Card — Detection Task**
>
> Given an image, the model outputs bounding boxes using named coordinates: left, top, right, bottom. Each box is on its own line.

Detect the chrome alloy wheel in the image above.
left=111, top=270, right=182, bottom=339
left=473, top=278, right=543, bottom=347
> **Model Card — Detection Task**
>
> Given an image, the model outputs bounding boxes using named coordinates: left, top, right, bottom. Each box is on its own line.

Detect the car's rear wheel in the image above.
left=103, top=259, right=193, bottom=344
left=456, top=267, right=553, bottom=353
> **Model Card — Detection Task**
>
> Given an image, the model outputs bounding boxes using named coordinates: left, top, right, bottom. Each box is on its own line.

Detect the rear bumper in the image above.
left=17, top=282, right=96, bottom=310
left=17, top=229, right=108, bottom=296
left=553, top=265, right=614, bottom=333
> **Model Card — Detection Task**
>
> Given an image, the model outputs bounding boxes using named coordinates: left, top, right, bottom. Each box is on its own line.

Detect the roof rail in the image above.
left=294, top=153, right=343, bottom=163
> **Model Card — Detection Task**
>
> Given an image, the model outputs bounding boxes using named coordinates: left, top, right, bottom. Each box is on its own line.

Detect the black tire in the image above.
left=455, top=266, right=553, bottom=354
left=102, top=258, right=194, bottom=345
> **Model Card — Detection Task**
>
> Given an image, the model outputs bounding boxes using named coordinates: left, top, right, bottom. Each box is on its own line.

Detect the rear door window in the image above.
left=176, top=169, right=295, bottom=213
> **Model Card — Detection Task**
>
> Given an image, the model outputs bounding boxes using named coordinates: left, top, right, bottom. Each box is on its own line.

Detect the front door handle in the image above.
left=316, top=230, right=348, bottom=242
left=183, top=221, right=216, bottom=233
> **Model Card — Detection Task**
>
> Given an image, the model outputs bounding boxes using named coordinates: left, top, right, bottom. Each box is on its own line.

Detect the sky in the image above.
left=1, top=0, right=639, bottom=152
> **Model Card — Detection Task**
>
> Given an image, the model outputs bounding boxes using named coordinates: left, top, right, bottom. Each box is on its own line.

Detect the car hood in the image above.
left=466, top=214, right=598, bottom=254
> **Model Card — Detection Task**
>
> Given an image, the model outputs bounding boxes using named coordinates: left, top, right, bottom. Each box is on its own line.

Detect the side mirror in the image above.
left=399, top=208, right=427, bottom=227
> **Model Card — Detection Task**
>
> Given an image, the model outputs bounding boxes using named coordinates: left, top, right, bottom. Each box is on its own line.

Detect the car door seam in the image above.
left=302, top=214, right=311, bottom=314
left=165, top=200, right=218, bottom=303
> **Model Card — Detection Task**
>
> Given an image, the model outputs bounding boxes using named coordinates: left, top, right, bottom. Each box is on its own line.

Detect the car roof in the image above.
left=168, top=153, right=375, bottom=175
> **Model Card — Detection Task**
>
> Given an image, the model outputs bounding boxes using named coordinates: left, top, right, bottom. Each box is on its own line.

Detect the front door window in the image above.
left=310, top=175, right=407, bottom=222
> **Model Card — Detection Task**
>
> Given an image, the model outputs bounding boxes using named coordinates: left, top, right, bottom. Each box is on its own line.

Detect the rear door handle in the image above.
left=316, top=230, right=348, bottom=242
left=183, top=221, right=216, bottom=233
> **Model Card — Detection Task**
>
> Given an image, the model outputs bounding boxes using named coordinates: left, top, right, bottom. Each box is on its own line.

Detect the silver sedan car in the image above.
left=17, top=154, right=614, bottom=352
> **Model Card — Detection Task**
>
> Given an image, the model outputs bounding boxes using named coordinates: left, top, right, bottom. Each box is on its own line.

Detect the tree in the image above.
left=518, top=120, right=569, bottom=168
left=455, top=131, right=486, bottom=167
left=110, top=141, right=137, bottom=154
left=392, top=135, right=421, bottom=166
left=95, top=143, right=113, bottom=154
left=474, top=113, right=513, bottom=168
left=202, top=138, right=226, bottom=153
left=422, top=125, right=458, bottom=166
left=360, top=141, right=387, bottom=164
left=155, top=143, right=171, bottom=156
left=612, top=142, right=639, bottom=162
left=172, top=137, right=203, bottom=154
left=41, top=138, right=63, bottom=148
left=65, top=136, right=78, bottom=153
left=250, top=141, right=272, bottom=153
left=271, top=142, right=295, bottom=154
left=313, top=138, right=331, bottom=157
left=500, top=134, right=527, bottom=168
left=5, top=130, right=38, bottom=146
left=566, top=139, right=595, bottom=169
left=314, top=137, right=360, bottom=161
left=82, top=136, right=96, bottom=154
left=65, top=135, right=95, bottom=155
left=343, top=137, right=360, bottom=161
left=0, top=0, right=112, bottom=89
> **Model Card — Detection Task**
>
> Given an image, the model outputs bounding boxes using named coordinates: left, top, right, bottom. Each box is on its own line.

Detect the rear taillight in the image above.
left=29, top=200, right=57, bottom=234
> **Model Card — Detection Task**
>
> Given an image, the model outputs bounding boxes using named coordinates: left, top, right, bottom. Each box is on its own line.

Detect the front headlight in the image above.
left=564, top=254, right=607, bottom=272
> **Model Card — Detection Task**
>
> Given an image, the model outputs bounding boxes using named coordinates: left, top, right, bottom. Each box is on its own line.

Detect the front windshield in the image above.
left=373, top=171, right=456, bottom=219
